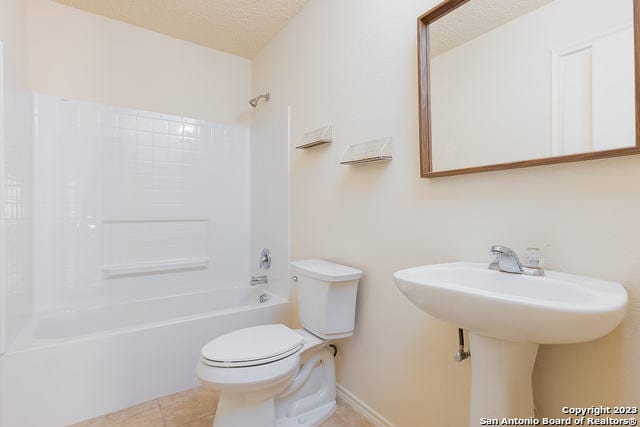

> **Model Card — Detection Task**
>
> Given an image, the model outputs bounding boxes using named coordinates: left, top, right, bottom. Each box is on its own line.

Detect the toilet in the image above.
left=197, top=259, right=362, bottom=427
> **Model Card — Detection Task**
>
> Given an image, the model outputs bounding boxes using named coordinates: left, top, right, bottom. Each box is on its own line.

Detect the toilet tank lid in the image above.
left=291, top=259, right=362, bottom=282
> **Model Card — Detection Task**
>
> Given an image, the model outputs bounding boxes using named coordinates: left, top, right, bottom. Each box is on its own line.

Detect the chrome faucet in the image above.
left=250, top=275, right=269, bottom=286
left=489, top=245, right=544, bottom=276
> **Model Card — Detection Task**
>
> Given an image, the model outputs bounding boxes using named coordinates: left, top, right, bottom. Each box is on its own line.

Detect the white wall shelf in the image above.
left=340, top=137, right=392, bottom=164
left=102, top=257, right=210, bottom=278
left=296, top=125, right=332, bottom=149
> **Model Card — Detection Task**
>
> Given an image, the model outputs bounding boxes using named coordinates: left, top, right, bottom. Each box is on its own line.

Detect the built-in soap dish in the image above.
left=296, top=125, right=332, bottom=149
left=340, top=137, right=392, bottom=165
left=102, top=257, right=210, bottom=278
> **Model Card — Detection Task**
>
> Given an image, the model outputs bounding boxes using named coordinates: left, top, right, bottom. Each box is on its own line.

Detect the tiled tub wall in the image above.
left=0, top=32, right=34, bottom=351
left=33, top=94, right=250, bottom=313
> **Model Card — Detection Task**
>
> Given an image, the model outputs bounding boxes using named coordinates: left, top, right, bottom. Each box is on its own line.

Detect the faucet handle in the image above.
left=524, top=248, right=543, bottom=268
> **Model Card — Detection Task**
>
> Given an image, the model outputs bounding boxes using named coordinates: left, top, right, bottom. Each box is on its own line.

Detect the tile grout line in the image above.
left=155, top=399, right=167, bottom=427
left=176, top=412, right=215, bottom=427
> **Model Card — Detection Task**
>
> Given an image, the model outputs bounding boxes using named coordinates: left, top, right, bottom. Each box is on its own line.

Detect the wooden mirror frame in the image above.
left=418, top=0, right=640, bottom=178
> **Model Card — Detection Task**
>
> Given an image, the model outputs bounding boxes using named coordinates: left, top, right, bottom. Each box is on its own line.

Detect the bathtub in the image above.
left=1, top=287, right=289, bottom=427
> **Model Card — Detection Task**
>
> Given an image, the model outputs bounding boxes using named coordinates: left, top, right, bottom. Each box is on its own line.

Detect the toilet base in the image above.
left=213, top=394, right=276, bottom=427
left=211, top=397, right=335, bottom=427
left=208, top=345, right=337, bottom=427
left=277, top=400, right=336, bottom=427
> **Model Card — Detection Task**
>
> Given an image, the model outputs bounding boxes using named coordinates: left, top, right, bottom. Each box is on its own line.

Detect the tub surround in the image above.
left=0, top=0, right=34, bottom=353
left=249, top=102, right=291, bottom=299
left=33, top=94, right=251, bottom=314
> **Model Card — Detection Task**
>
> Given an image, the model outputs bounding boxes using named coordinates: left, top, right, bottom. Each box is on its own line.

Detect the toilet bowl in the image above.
left=197, top=325, right=335, bottom=427
left=197, top=259, right=362, bottom=427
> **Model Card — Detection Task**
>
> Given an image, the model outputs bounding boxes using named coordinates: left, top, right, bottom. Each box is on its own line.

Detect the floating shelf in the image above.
left=102, top=257, right=210, bottom=278
left=296, top=125, right=332, bottom=149
left=340, top=137, right=392, bottom=165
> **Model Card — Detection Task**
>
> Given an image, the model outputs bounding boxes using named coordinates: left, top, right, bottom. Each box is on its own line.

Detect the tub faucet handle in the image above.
left=259, top=248, right=271, bottom=270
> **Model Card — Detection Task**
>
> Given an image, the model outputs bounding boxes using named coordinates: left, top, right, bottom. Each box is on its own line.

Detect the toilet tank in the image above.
left=291, top=259, right=363, bottom=340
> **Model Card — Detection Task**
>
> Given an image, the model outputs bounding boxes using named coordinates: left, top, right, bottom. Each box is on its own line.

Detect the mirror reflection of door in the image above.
left=552, top=25, right=635, bottom=155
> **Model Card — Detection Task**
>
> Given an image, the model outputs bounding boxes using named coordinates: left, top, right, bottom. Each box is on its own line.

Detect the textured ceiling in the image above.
left=53, top=0, right=309, bottom=58
left=430, top=0, right=555, bottom=57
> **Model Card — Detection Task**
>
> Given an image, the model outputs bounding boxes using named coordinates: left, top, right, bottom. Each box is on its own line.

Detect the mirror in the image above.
left=418, top=0, right=640, bottom=177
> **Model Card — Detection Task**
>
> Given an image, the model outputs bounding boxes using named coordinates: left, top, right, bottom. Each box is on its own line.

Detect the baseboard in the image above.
left=336, top=384, right=394, bottom=427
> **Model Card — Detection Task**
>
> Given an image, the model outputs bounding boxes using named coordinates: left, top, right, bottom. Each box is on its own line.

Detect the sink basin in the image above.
left=393, top=261, right=628, bottom=426
left=393, top=262, right=627, bottom=344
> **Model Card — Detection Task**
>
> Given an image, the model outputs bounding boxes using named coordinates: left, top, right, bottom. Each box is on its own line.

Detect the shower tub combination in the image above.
left=1, top=287, right=288, bottom=427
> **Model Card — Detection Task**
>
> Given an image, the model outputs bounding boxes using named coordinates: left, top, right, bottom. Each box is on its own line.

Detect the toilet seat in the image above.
left=197, top=349, right=301, bottom=394
left=201, top=324, right=304, bottom=368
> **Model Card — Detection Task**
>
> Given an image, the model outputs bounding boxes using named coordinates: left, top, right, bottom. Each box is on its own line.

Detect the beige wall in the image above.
left=252, top=0, right=640, bottom=425
left=27, top=0, right=252, bottom=125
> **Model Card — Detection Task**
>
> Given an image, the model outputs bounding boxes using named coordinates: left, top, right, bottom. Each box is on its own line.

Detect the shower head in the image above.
left=249, top=92, right=270, bottom=108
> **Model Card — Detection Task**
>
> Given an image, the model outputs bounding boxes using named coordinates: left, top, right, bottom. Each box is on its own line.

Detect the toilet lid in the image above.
left=201, top=324, right=303, bottom=368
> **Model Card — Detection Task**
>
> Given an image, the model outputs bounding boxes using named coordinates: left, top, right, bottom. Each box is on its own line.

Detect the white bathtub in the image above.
left=1, top=288, right=289, bottom=427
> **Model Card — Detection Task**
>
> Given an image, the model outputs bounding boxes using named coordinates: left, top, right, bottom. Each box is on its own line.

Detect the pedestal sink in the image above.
left=393, top=262, right=628, bottom=427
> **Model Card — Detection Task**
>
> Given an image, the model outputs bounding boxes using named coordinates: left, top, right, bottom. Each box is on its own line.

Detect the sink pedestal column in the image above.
left=468, top=333, right=539, bottom=427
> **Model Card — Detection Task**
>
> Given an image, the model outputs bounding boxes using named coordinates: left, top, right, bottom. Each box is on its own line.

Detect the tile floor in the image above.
left=71, top=386, right=374, bottom=427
